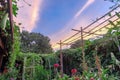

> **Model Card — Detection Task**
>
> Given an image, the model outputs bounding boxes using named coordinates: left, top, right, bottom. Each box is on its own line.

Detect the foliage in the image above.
left=0, top=0, right=20, bottom=79
left=0, top=1, right=53, bottom=78
left=52, top=74, right=73, bottom=80
left=20, top=30, right=53, bottom=54
left=9, top=24, right=20, bottom=68
left=40, top=53, right=59, bottom=79
left=70, top=40, right=86, bottom=49
left=16, top=52, right=57, bottom=80
left=54, top=19, right=120, bottom=79
left=17, top=52, right=42, bottom=64
left=16, top=52, right=43, bottom=80
left=33, top=65, right=49, bottom=80
left=12, top=1, right=19, bottom=17
left=4, top=19, right=20, bottom=80
left=0, top=13, right=8, bottom=30
left=82, top=68, right=120, bottom=80
left=56, top=48, right=83, bottom=75
left=0, top=68, right=19, bottom=80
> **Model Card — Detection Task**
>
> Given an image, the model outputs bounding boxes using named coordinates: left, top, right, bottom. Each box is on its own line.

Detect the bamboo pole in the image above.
left=80, top=27, right=88, bottom=71
left=7, top=0, right=14, bottom=43
left=60, top=40, right=63, bottom=77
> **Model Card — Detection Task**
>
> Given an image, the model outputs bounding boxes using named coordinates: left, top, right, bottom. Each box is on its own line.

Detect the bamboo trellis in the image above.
left=55, top=5, right=120, bottom=77
left=22, top=56, right=35, bottom=80
left=55, top=5, right=120, bottom=46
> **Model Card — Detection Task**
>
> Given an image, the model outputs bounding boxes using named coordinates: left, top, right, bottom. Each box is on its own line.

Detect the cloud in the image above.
left=74, top=0, right=95, bottom=18
left=15, top=0, right=43, bottom=32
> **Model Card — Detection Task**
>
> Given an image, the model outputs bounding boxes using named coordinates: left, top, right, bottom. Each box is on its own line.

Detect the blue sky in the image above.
left=32, top=0, right=113, bottom=35
left=17, top=0, right=115, bottom=47
left=33, top=0, right=86, bottom=35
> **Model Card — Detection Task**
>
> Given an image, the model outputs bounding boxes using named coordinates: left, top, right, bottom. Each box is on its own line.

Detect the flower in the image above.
left=10, top=78, right=14, bottom=80
left=74, top=77, right=80, bottom=80
left=71, top=68, right=77, bottom=74
left=54, top=63, right=59, bottom=68
left=90, top=77, right=95, bottom=80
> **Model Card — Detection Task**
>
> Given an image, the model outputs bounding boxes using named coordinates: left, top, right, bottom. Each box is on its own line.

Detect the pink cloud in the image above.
left=15, top=0, right=43, bottom=32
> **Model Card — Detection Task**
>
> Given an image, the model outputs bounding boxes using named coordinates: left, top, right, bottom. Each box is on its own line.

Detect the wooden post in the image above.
left=7, top=0, right=14, bottom=43
left=60, top=40, right=63, bottom=77
left=72, top=27, right=88, bottom=71
left=80, top=27, right=87, bottom=71
left=81, top=27, right=84, bottom=55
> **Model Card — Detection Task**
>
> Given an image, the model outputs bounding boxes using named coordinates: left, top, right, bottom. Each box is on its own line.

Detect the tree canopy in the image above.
left=20, top=31, right=53, bottom=54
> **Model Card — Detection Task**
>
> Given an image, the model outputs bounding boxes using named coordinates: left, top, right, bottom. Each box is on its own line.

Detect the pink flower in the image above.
left=71, top=68, right=77, bottom=74
left=10, top=78, right=14, bottom=80
left=90, top=77, right=95, bottom=80
left=54, top=63, right=59, bottom=68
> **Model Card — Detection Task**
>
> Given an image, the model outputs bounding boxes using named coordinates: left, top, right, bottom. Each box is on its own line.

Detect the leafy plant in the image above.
left=0, top=68, right=19, bottom=80
left=33, top=65, right=49, bottom=80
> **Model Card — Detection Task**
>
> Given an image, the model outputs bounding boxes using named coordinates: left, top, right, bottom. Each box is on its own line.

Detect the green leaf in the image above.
left=0, top=13, right=8, bottom=30
left=12, top=4, right=19, bottom=17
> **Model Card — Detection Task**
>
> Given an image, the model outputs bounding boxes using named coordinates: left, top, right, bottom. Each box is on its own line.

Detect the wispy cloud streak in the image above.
left=74, top=0, right=95, bottom=18
left=15, top=0, right=43, bottom=32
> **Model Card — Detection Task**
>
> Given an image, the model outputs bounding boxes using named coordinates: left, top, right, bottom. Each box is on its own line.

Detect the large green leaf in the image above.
left=0, top=13, right=8, bottom=30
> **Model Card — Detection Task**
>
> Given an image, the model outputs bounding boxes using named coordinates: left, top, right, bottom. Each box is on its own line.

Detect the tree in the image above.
left=20, top=31, right=53, bottom=54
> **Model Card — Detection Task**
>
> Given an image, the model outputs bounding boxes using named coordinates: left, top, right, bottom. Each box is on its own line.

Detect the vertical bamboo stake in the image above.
left=7, top=0, right=14, bottom=43
left=81, top=27, right=87, bottom=71
left=60, top=40, right=63, bottom=77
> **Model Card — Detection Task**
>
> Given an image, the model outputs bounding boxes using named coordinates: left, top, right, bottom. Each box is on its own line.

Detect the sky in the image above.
left=16, top=0, right=115, bottom=49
